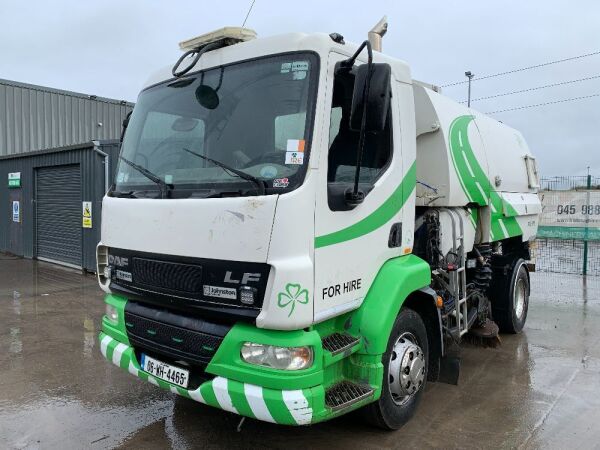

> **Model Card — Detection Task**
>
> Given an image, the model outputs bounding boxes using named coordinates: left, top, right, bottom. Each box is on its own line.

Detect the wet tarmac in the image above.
left=1, top=254, right=599, bottom=449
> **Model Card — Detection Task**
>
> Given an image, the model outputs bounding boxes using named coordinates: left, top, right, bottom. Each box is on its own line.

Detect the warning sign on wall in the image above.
left=12, top=201, right=20, bottom=222
left=82, top=201, right=92, bottom=229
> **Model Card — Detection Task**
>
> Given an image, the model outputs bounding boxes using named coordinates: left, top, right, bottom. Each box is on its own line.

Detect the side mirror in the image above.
left=349, top=63, right=391, bottom=132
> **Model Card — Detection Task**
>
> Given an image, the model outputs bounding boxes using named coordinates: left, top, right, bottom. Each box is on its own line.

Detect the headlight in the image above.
left=105, top=304, right=119, bottom=325
left=241, top=342, right=313, bottom=370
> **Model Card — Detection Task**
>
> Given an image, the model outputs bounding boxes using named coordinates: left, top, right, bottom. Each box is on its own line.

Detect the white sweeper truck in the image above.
left=97, top=19, right=541, bottom=429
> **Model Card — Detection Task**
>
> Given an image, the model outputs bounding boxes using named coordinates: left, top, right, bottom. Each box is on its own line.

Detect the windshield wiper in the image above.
left=182, top=147, right=266, bottom=195
left=110, top=189, right=137, bottom=198
left=118, top=156, right=172, bottom=198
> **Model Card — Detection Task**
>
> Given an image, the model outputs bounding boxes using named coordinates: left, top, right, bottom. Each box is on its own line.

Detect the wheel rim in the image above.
left=514, top=277, right=527, bottom=320
left=388, top=332, right=426, bottom=406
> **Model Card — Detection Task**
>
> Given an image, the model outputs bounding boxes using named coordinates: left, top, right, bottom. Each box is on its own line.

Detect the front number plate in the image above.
left=141, top=354, right=190, bottom=388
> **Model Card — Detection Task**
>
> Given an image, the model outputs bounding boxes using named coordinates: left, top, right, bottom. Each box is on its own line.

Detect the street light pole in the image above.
left=465, top=71, right=475, bottom=107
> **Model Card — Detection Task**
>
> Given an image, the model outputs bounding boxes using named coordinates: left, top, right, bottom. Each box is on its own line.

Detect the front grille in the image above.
left=325, top=381, right=374, bottom=411
left=132, top=258, right=203, bottom=293
left=124, top=302, right=229, bottom=367
left=107, top=248, right=271, bottom=318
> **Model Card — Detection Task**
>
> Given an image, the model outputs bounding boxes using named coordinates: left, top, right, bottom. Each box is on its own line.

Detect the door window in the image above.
left=327, top=68, right=393, bottom=209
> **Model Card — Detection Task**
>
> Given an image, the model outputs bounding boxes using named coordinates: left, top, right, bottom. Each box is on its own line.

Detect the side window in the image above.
left=329, top=107, right=342, bottom=144
left=327, top=70, right=392, bottom=209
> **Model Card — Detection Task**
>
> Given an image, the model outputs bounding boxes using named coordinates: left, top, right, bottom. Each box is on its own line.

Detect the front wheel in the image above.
left=362, top=307, right=429, bottom=430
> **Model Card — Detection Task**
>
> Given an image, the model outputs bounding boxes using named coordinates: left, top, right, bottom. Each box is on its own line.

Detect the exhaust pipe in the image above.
left=368, top=16, right=388, bottom=52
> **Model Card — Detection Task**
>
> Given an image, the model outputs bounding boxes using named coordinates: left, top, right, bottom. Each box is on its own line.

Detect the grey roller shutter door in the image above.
left=36, top=165, right=82, bottom=267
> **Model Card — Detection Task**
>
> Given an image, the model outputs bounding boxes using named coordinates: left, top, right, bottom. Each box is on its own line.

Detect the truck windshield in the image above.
left=113, top=52, right=318, bottom=198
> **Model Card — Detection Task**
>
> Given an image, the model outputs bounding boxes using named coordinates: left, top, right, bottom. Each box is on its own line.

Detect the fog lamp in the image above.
left=103, top=265, right=112, bottom=279
left=105, top=304, right=119, bottom=325
left=241, top=342, right=313, bottom=370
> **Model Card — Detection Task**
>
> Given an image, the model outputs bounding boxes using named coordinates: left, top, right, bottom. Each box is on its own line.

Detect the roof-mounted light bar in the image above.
left=179, top=27, right=257, bottom=51
left=173, top=27, right=257, bottom=78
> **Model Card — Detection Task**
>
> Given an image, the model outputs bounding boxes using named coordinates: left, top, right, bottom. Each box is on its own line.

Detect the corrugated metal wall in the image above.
left=0, top=78, right=133, bottom=157
left=0, top=140, right=121, bottom=271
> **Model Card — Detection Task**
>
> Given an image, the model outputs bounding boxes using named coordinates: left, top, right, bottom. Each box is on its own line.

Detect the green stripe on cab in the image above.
left=315, top=162, right=417, bottom=248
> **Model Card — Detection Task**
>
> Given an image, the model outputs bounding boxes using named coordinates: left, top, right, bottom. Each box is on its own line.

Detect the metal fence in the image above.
left=535, top=175, right=600, bottom=276
left=540, top=175, right=600, bottom=191
left=534, top=239, right=600, bottom=275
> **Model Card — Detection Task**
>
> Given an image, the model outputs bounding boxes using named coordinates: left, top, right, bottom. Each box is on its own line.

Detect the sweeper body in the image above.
left=97, top=23, right=540, bottom=429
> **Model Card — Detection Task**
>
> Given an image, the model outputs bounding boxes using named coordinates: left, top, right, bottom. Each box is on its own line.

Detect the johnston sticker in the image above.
left=203, top=285, right=237, bottom=300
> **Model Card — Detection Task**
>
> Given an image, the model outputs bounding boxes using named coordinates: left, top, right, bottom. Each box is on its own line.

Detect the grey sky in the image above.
left=1, top=0, right=599, bottom=176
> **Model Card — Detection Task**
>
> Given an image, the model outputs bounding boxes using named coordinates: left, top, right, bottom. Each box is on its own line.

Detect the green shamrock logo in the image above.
left=277, top=283, right=309, bottom=317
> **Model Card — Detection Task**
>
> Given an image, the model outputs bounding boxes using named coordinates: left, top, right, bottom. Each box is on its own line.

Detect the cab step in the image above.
left=322, top=333, right=360, bottom=355
left=325, top=381, right=374, bottom=411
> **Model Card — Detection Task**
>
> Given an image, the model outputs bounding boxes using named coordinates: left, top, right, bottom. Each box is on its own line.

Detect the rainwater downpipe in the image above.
left=92, top=140, right=109, bottom=193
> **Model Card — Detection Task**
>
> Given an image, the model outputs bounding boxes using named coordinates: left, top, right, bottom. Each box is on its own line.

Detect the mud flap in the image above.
left=437, top=354, right=460, bottom=385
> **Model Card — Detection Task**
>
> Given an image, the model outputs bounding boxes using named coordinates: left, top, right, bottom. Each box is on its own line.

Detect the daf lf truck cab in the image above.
left=98, top=23, right=540, bottom=429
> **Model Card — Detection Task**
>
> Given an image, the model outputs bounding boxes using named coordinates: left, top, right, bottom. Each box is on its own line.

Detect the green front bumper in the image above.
left=99, top=332, right=317, bottom=425
left=99, top=294, right=381, bottom=425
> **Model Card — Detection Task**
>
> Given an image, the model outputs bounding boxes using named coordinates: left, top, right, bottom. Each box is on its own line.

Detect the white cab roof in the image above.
left=142, top=32, right=412, bottom=91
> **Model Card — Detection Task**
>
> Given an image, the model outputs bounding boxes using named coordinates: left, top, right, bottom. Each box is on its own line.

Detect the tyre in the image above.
left=362, top=307, right=429, bottom=430
left=490, top=258, right=530, bottom=334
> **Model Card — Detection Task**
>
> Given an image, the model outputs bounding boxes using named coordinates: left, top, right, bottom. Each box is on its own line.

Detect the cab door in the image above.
left=313, top=52, right=415, bottom=323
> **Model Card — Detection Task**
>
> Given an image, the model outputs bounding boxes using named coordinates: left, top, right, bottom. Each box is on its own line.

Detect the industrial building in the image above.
left=0, top=78, right=133, bottom=270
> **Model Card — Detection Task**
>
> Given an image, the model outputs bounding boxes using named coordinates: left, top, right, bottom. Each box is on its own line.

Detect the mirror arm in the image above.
left=120, top=110, right=132, bottom=143
left=341, top=39, right=373, bottom=69
left=345, top=40, right=374, bottom=204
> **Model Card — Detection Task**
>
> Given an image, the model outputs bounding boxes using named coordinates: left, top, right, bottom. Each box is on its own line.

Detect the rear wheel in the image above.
left=362, top=307, right=429, bottom=430
left=491, top=258, right=529, bottom=333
